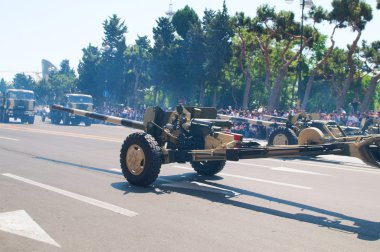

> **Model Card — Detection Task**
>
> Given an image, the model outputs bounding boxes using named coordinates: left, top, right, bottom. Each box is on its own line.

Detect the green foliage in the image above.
left=0, top=78, right=6, bottom=93
left=101, top=14, right=128, bottom=104
left=330, top=0, right=373, bottom=30
left=12, top=73, right=36, bottom=90
left=77, top=44, right=102, bottom=103
left=5, top=3, right=374, bottom=113
left=172, top=5, right=199, bottom=39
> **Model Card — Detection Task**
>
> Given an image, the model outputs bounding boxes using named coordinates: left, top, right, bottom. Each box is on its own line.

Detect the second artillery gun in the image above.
left=52, top=104, right=380, bottom=186
left=219, top=112, right=375, bottom=146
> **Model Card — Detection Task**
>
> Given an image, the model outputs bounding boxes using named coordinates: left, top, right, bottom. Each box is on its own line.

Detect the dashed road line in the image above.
left=3, top=173, right=138, bottom=217
left=244, top=158, right=380, bottom=175
left=0, top=125, right=122, bottom=142
left=227, top=161, right=329, bottom=176
left=0, top=136, right=19, bottom=141
left=172, top=165, right=312, bottom=190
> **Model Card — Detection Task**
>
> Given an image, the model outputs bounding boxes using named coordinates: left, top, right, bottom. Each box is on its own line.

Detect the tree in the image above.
left=301, top=6, right=335, bottom=110
left=77, top=44, right=102, bottom=103
left=203, top=1, right=233, bottom=106
left=151, top=16, right=176, bottom=106
left=125, top=36, right=152, bottom=107
left=0, top=78, right=7, bottom=93
left=360, top=40, right=380, bottom=112
left=231, top=12, right=257, bottom=109
left=184, top=19, right=207, bottom=105
left=12, top=73, right=36, bottom=90
left=101, top=14, right=128, bottom=104
left=330, top=0, right=373, bottom=110
left=172, top=5, right=199, bottom=39
left=251, top=4, right=317, bottom=111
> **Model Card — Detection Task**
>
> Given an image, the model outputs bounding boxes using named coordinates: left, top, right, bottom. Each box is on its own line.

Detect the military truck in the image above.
left=50, top=93, right=93, bottom=126
left=0, top=89, right=35, bottom=124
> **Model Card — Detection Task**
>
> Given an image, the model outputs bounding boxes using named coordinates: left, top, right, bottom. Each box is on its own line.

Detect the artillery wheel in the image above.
left=191, top=160, right=226, bottom=176
left=268, top=127, right=298, bottom=146
left=120, top=132, right=162, bottom=186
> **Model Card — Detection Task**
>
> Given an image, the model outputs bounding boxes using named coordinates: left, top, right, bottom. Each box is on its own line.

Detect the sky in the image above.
left=1, top=0, right=379, bottom=82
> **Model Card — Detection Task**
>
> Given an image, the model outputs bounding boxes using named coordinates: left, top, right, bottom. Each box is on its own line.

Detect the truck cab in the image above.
left=50, top=93, right=93, bottom=126
left=0, top=89, right=35, bottom=124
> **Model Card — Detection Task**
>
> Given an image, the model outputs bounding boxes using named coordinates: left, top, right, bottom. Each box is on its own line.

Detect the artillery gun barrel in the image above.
left=52, top=104, right=145, bottom=131
left=218, top=114, right=285, bottom=127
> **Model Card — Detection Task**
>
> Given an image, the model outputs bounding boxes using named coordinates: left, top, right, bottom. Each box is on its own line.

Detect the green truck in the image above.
left=49, top=93, right=93, bottom=126
left=0, top=89, right=35, bottom=124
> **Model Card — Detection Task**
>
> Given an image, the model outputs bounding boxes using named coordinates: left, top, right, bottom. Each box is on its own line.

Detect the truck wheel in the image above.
left=63, top=114, right=70, bottom=125
left=120, top=132, right=162, bottom=186
left=191, top=160, right=226, bottom=176
left=84, top=119, right=91, bottom=126
left=28, top=116, right=35, bottom=124
left=2, top=114, right=9, bottom=123
left=268, top=127, right=298, bottom=146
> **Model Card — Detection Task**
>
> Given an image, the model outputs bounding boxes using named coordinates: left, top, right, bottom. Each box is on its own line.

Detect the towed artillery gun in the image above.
left=52, top=104, right=380, bottom=186
left=219, top=112, right=373, bottom=146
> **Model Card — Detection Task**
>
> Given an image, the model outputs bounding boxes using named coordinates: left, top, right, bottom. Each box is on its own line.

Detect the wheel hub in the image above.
left=126, top=144, right=145, bottom=175
left=273, top=133, right=288, bottom=145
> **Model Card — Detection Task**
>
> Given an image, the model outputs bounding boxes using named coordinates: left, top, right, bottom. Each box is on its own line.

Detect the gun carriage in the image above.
left=219, top=112, right=378, bottom=146
left=53, top=104, right=380, bottom=186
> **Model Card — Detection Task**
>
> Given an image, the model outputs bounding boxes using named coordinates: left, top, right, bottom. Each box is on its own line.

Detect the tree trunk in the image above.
left=268, top=66, right=288, bottom=111
left=336, top=28, right=361, bottom=111
left=336, top=70, right=355, bottom=111
left=360, top=73, right=380, bottom=113
left=212, top=89, right=217, bottom=107
left=132, top=67, right=139, bottom=107
left=199, top=80, right=205, bottom=106
left=242, top=76, right=252, bottom=109
left=301, top=70, right=316, bottom=110
left=301, top=27, right=336, bottom=110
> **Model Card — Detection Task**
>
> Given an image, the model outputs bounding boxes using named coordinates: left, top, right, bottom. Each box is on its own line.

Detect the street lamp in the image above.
left=286, top=0, right=314, bottom=109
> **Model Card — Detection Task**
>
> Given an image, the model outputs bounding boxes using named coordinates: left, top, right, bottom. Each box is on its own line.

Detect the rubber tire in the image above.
left=268, top=127, right=298, bottom=146
left=28, top=116, right=35, bottom=124
left=63, top=114, right=70, bottom=125
left=120, top=132, right=162, bottom=186
left=84, top=119, right=92, bottom=126
left=191, top=160, right=226, bottom=176
left=3, top=113, right=9, bottom=123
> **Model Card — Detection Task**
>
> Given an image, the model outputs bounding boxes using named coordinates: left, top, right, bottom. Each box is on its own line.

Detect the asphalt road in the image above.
left=1, top=117, right=380, bottom=251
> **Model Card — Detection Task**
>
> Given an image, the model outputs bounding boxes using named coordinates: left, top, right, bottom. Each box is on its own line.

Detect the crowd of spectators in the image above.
left=95, top=105, right=145, bottom=122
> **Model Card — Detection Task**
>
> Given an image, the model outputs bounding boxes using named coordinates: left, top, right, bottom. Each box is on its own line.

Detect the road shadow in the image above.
left=34, top=155, right=380, bottom=241
left=112, top=172, right=380, bottom=241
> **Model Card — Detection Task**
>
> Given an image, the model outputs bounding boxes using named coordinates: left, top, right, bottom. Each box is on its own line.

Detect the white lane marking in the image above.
left=228, top=161, right=328, bottom=176
left=270, top=167, right=328, bottom=176
left=254, top=158, right=380, bottom=175
left=172, top=166, right=312, bottom=190
left=110, top=168, right=122, bottom=173
left=0, top=125, right=122, bottom=142
left=0, top=210, right=60, bottom=247
left=3, top=173, right=138, bottom=217
left=0, top=136, right=19, bottom=141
